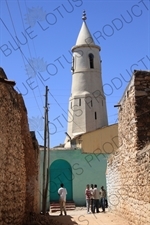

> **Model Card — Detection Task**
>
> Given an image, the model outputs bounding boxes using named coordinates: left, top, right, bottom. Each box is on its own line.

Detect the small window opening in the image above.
left=91, top=100, right=93, bottom=107
left=89, top=53, right=94, bottom=69
left=95, top=112, right=97, bottom=120
left=79, top=98, right=81, bottom=106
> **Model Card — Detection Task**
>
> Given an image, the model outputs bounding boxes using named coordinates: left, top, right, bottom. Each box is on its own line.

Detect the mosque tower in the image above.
left=65, top=11, right=108, bottom=146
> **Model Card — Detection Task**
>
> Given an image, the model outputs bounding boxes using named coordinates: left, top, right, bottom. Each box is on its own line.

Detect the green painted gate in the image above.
left=49, top=159, right=73, bottom=202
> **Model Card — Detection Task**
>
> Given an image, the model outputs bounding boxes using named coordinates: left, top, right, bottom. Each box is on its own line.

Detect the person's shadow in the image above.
left=50, top=215, right=80, bottom=225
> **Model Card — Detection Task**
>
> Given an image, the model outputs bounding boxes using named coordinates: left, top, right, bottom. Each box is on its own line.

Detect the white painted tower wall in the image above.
left=65, top=13, right=108, bottom=146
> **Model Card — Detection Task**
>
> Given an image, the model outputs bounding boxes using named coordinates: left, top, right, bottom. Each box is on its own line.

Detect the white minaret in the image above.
left=65, top=11, right=108, bottom=146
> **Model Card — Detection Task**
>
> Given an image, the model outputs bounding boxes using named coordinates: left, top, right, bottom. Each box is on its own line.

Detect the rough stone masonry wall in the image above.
left=107, top=70, right=150, bottom=225
left=0, top=68, right=39, bottom=225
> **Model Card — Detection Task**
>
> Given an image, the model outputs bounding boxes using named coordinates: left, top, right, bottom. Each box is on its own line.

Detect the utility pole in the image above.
left=42, top=86, right=49, bottom=214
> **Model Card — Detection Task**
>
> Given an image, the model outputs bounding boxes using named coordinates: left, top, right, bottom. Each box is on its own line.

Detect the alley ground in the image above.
left=49, top=207, right=130, bottom=225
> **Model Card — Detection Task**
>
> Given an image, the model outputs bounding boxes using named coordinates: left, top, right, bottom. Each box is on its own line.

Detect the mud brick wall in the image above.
left=0, top=68, right=39, bottom=225
left=107, top=70, right=150, bottom=225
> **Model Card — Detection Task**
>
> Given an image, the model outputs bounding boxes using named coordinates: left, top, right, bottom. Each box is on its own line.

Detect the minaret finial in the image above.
left=82, top=10, right=87, bottom=21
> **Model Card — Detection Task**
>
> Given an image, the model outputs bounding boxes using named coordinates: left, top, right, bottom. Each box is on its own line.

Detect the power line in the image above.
left=5, top=0, right=43, bottom=116
left=21, top=0, right=44, bottom=106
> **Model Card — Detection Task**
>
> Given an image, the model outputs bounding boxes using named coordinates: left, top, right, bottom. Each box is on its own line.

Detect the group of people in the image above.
left=57, top=183, right=107, bottom=216
left=85, top=184, right=107, bottom=214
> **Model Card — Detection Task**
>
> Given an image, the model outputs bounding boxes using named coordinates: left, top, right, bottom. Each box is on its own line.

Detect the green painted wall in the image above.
left=40, top=149, right=108, bottom=206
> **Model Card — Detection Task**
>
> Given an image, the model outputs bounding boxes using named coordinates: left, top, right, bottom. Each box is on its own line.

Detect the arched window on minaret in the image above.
left=89, top=53, right=94, bottom=69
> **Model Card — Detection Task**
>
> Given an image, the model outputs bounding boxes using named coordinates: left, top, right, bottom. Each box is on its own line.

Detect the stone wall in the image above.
left=0, top=68, right=40, bottom=225
left=107, top=70, right=150, bottom=225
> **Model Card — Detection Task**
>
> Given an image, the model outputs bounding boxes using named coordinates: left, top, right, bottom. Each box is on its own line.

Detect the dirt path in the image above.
left=50, top=207, right=130, bottom=225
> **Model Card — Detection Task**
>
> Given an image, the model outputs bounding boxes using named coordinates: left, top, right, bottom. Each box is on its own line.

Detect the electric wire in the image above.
left=5, top=0, right=43, bottom=116
left=21, top=0, right=44, bottom=106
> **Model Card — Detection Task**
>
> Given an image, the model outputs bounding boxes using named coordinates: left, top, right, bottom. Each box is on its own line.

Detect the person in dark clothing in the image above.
left=99, top=186, right=106, bottom=212
left=90, top=184, right=94, bottom=213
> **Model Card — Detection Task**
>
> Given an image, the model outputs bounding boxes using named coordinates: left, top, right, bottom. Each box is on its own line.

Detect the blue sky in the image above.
left=0, top=0, right=150, bottom=147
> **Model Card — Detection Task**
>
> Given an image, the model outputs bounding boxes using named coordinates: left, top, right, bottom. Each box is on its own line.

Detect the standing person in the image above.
left=93, top=184, right=100, bottom=213
left=99, top=186, right=106, bottom=212
left=85, top=184, right=92, bottom=214
left=90, top=184, right=94, bottom=213
left=58, top=183, right=67, bottom=216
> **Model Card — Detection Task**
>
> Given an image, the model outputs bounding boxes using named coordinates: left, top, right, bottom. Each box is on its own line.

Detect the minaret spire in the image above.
left=82, top=10, right=87, bottom=21
left=75, top=10, right=95, bottom=46
left=64, top=12, right=108, bottom=148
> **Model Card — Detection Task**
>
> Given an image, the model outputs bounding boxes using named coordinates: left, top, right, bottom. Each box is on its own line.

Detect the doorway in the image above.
left=50, top=159, right=73, bottom=202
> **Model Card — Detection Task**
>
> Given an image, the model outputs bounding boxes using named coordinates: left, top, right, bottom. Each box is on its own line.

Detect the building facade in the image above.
left=39, top=147, right=108, bottom=206
left=107, top=70, right=150, bottom=225
left=0, top=68, right=40, bottom=225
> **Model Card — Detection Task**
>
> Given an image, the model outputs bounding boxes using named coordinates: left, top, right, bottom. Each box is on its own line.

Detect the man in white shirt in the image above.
left=93, top=184, right=100, bottom=213
left=58, top=183, right=67, bottom=216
